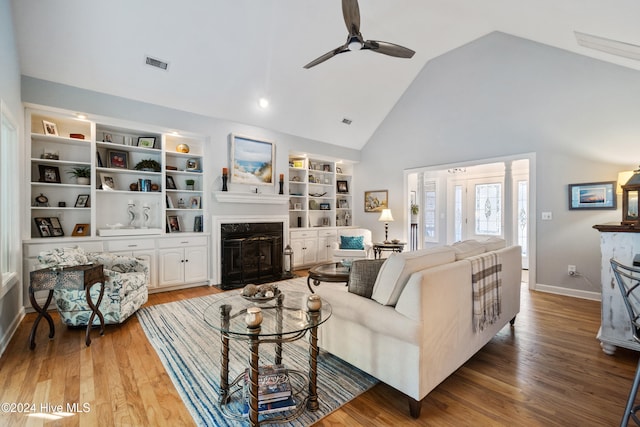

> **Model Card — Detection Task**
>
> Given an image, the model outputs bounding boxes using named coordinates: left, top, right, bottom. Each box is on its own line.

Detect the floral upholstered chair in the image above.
left=37, top=247, right=149, bottom=326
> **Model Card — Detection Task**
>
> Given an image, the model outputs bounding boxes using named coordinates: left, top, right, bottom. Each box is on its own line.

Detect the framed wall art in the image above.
left=108, top=150, right=128, bottom=168
left=568, top=181, right=616, bottom=210
left=138, top=137, right=156, bottom=148
left=364, top=190, right=388, bottom=213
left=229, top=134, right=275, bottom=185
left=337, top=180, right=349, bottom=193
left=42, top=120, right=58, bottom=136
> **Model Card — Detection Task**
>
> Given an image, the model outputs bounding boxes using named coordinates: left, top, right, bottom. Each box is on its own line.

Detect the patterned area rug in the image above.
left=137, top=277, right=378, bottom=426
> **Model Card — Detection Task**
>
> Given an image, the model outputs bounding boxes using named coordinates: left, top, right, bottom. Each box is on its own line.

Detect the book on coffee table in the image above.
left=243, top=364, right=292, bottom=404
left=241, top=394, right=297, bottom=417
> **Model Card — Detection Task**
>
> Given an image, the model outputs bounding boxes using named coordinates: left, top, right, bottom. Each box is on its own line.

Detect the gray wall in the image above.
left=0, top=0, right=24, bottom=354
left=356, top=32, right=640, bottom=294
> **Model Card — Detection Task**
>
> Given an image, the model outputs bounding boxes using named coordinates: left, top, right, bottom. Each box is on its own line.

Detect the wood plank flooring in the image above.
left=0, top=281, right=638, bottom=426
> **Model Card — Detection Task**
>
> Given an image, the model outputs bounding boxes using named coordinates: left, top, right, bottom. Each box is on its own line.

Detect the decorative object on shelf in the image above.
left=337, top=180, right=349, bottom=193
left=320, top=203, right=330, bottom=210
left=166, top=175, right=177, bottom=189
left=186, top=158, right=199, bottom=171
left=292, top=159, right=304, bottom=168
left=176, top=143, right=189, bottom=153
left=365, top=190, right=388, bottom=212
left=130, top=182, right=138, bottom=191
left=151, top=183, right=159, bottom=191
left=167, top=215, right=181, bottom=232
left=194, top=215, right=203, bottom=232
left=338, top=199, right=349, bottom=209
left=185, top=179, right=195, bottom=190
left=279, top=173, right=284, bottom=194
left=336, top=167, right=343, bottom=174
left=322, top=217, right=330, bottom=226
left=38, top=165, right=61, bottom=183
left=100, top=173, right=116, bottom=190
left=309, top=200, right=319, bottom=210
left=166, top=195, right=174, bottom=209
left=138, top=137, right=156, bottom=148
left=142, top=203, right=150, bottom=229
left=378, top=208, right=394, bottom=243
left=96, top=151, right=104, bottom=167
left=134, top=159, right=161, bottom=172
left=344, top=211, right=351, bottom=226
left=222, top=167, right=228, bottom=191
left=323, top=164, right=331, bottom=172
left=283, top=244, right=294, bottom=278
left=103, top=133, right=112, bottom=142
left=229, top=133, right=275, bottom=185
left=127, top=200, right=137, bottom=228
left=568, top=181, right=616, bottom=211
left=41, top=150, right=59, bottom=160
left=72, top=223, right=89, bottom=236
left=309, top=192, right=327, bottom=197
left=69, top=133, right=85, bottom=139
left=621, top=169, right=640, bottom=224
left=34, top=193, right=49, bottom=207
left=42, top=120, right=58, bottom=136
left=34, top=217, right=63, bottom=237
left=294, top=203, right=302, bottom=210
left=108, top=150, right=128, bottom=169
left=189, top=196, right=201, bottom=209
left=178, top=198, right=186, bottom=209
left=297, top=216, right=302, bottom=227
left=67, top=166, right=91, bottom=185
left=58, top=202, right=66, bottom=207
left=74, top=194, right=90, bottom=208
left=137, top=178, right=152, bottom=192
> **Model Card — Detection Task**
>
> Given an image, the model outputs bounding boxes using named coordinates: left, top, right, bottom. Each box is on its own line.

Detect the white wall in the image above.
left=356, top=32, right=640, bottom=295
left=0, top=0, right=24, bottom=355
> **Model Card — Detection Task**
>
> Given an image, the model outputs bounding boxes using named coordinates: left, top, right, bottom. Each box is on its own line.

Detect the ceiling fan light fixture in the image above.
left=348, top=40, right=362, bottom=51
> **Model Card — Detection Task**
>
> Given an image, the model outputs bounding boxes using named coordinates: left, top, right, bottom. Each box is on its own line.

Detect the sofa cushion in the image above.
left=480, top=237, right=507, bottom=252
left=341, top=235, right=365, bottom=250
left=451, top=240, right=486, bottom=260
left=371, top=246, right=456, bottom=306
left=348, top=259, right=386, bottom=298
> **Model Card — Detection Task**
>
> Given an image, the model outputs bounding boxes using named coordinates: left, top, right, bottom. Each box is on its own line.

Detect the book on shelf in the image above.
left=243, top=364, right=292, bottom=404
left=241, top=394, right=297, bottom=417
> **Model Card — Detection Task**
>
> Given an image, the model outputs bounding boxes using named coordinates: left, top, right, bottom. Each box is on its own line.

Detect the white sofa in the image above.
left=315, top=239, right=521, bottom=417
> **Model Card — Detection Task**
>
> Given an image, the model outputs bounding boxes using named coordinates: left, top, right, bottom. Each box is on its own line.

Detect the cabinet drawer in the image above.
left=317, top=229, right=337, bottom=238
left=158, top=236, right=208, bottom=249
left=106, top=239, right=156, bottom=252
left=24, top=240, right=104, bottom=257
left=290, top=230, right=317, bottom=239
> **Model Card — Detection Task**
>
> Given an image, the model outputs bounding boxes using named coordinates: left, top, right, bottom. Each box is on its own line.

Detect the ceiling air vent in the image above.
left=341, top=117, right=352, bottom=125
left=145, top=55, right=169, bottom=71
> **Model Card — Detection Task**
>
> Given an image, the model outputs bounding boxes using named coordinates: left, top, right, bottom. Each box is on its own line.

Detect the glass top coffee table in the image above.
left=307, top=261, right=350, bottom=293
left=204, top=291, right=332, bottom=426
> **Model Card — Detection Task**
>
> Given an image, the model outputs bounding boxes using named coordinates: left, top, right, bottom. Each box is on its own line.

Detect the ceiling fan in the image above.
left=303, top=0, right=415, bottom=69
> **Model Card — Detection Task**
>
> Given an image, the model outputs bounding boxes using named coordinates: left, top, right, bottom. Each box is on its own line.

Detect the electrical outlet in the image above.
left=568, top=265, right=577, bottom=276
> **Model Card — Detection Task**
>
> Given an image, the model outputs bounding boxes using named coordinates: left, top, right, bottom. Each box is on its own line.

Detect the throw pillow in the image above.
left=451, top=240, right=486, bottom=260
left=340, top=235, right=364, bottom=250
left=348, top=259, right=386, bottom=298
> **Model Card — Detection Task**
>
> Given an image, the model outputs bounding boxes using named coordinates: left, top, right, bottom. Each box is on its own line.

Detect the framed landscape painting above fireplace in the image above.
left=229, top=134, right=275, bottom=186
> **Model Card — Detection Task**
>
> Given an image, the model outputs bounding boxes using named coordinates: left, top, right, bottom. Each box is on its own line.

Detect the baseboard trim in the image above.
left=532, top=283, right=601, bottom=301
left=0, top=307, right=25, bottom=357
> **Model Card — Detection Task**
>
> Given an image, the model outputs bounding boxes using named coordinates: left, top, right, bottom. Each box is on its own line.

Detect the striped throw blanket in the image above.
left=470, top=252, right=502, bottom=332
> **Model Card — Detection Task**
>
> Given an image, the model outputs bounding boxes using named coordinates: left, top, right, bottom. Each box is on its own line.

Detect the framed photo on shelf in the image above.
left=364, top=190, right=388, bottom=213
left=38, top=165, right=61, bottom=183
left=320, top=203, right=330, bottom=210
left=229, top=133, right=275, bottom=185
left=96, top=151, right=104, bottom=167
left=34, top=217, right=64, bottom=237
left=338, top=199, right=349, bottom=209
left=337, top=180, right=349, bottom=193
left=42, top=120, right=58, bottom=136
left=568, top=181, right=616, bottom=210
left=107, top=150, right=128, bottom=169
left=194, top=215, right=203, bottom=232
left=189, top=196, right=201, bottom=209
left=74, top=194, right=90, bottom=207
left=138, top=137, right=156, bottom=148
left=100, top=173, right=116, bottom=191
left=166, top=175, right=177, bottom=189
left=167, top=215, right=181, bottom=233
left=166, top=195, right=174, bottom=209
left=72, top=223, right=89, bottom=236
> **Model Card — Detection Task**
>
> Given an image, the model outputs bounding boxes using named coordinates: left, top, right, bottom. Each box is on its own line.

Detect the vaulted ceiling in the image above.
left=10, top=0, right=640, bottom=149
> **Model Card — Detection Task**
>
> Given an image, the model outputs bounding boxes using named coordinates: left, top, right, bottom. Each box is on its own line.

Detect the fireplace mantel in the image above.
left=213, top=191, right=289, bottom=205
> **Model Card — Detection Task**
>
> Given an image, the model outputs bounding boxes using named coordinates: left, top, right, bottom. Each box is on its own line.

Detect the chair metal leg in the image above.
left=622, top=357, right=640, bottom=426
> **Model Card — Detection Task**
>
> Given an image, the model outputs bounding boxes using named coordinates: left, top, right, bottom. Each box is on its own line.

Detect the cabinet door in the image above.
left=303, top=238, right=318, bottom=265
left=317, top=236, right=331, bottom=262
left=158, top=248, right=185, bottom=286
left=290, top=239, right=305, bottom=268
left=133, top=250, right=156, bottom=289
left=184, top=246, right=208, bottom=283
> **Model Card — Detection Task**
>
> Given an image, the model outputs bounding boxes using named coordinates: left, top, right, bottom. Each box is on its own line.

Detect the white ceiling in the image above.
left=10, top=0, right=640, bottom=150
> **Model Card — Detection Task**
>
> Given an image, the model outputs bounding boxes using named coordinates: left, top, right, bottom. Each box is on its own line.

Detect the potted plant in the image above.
left=67, top=166, right=91, bottom=185
left=185, top=179, right=195, bottom=191
left=134, top=159, right=161, bottom=172
left=411, top=203, right=419, bottom=223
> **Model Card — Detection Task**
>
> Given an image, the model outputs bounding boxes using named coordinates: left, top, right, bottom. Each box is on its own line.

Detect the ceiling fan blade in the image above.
left=342, top=0, right=361, bottom=36
left=303, top=45, right=349, bottom=69
left=363, top=40, right=415, bottom=58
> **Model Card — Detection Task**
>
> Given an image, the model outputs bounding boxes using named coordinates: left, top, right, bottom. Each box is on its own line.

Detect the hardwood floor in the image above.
left=1, top=282, right=637, bottom=426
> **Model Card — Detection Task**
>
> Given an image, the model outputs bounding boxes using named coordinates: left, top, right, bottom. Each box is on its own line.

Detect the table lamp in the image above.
left=378, top=209, right=394, bottom=243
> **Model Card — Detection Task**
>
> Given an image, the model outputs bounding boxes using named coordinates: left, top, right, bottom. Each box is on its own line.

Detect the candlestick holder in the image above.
left=222, top=174, right=228, bottom=191
left=279, top=180, right=284, bottom=195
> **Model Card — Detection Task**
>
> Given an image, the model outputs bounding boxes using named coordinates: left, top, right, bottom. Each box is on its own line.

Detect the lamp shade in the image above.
left=378, top=209, right=394, bottom=222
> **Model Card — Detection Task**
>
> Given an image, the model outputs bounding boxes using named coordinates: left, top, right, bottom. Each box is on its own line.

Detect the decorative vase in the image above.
left=142, top=203, right=150, bottom=229
left=127, top=201, right=136, bottom=228
left=77, top=177, right=90, bottom=185
left=222, top=174, right=228, bottom=192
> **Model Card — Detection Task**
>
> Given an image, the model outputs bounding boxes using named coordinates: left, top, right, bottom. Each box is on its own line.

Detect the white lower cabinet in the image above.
left=316, top=229, right=337, bottom=263
left=157, top=236, right=208, bottom=286
left=105, top=239, right=157, bottom=289
left=290, top=229, right=338, bottom=268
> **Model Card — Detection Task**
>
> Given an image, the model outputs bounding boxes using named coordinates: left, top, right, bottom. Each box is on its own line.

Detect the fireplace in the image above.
left=220, top=222, right=283, bottom=290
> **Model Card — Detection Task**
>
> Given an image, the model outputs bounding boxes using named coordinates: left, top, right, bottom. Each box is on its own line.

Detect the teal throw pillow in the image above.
left=340, top=235, right=364, bottom=250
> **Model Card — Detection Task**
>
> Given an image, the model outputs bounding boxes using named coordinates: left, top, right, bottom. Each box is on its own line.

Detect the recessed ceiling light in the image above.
left=258, top=97, right=270, bottom=109
left=75, top=113, right=87, bottom=120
